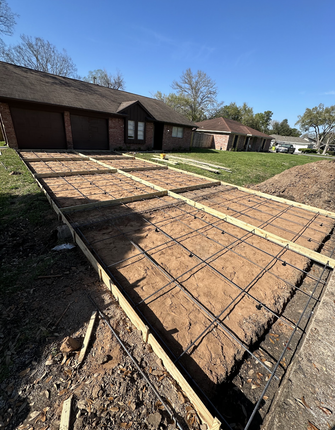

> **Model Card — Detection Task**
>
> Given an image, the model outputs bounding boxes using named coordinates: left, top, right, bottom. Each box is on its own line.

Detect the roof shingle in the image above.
left=195, top=117, right=272, bottom=138
left=0, top=61, right=195, bottom=127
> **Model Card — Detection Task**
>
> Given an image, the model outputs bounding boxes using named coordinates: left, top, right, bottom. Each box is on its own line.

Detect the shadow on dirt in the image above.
left=1, top=189, right=263, bottom=430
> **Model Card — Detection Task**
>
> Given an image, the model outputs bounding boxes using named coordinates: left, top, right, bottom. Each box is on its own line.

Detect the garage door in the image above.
left=71, top=115, right=108, bottom=150
left=11, top=108, right=66, bottom=149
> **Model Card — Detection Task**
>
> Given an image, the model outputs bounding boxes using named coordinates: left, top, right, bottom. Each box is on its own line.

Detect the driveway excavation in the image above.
left=19, top=150, right=335, bottom=429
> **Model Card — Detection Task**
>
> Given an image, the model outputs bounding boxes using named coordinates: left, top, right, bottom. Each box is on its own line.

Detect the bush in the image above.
left=298, top=148, right=317, bottom=153
left=326, top=151, right=335, bottom=156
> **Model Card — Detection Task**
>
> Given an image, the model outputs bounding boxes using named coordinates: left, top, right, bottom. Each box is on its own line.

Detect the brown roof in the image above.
left=195, top=117, right=272, bottom=138
left=0, top=61, right=195, bottom=127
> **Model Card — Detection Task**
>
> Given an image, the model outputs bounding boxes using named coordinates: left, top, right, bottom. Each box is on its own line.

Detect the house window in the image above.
left=138, top=122, right=144, bottom=140
left=172, top=126, right=183, bottom=138
left=128, top=120, right=135, bottom=139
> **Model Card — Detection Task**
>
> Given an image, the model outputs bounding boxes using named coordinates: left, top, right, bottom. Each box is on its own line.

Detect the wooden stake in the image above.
left=77, top=310, right=97, bottom=364
left=60, top=395, right=72, bottom=430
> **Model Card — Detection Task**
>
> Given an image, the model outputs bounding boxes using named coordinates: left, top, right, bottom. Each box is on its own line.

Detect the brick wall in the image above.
left=213, top=134, right=229, bottom=150
left=64, top=111, right=73, bottom=149
left=109, top=117, right=125, bottom=150
left=162, top=125, right=192, bottom=151
left=0, top=102, right=18, bottom=148
left=145, top=122, right=154, bottom=149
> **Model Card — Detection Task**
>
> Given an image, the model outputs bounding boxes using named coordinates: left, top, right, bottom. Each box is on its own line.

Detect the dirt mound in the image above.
left=250, top=160, right=335, bottom=212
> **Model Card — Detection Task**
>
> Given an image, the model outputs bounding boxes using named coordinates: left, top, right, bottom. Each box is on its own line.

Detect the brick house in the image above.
left=0, top=61, right=195, bottom=151
left=194, top=117, right=272, bottom=152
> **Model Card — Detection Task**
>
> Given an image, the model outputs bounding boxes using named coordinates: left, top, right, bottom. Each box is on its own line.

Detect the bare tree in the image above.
left=171, top=69, right=220, bottom=121
left=0, top=34, right=78, bottom=77
left=0, top=0, right=17, bottom=40
left=84, top=68, right=125, bottom=90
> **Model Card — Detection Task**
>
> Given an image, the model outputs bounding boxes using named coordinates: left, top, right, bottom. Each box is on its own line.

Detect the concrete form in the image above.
left=18, top=150, right=335, bottom=430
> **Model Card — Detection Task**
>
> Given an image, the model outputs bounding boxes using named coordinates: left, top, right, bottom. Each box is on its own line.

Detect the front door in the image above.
left=153, top=123, right=164, bottom=150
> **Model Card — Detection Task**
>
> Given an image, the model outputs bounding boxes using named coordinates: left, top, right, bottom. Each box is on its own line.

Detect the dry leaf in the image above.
left=307, top=422, right=320, bottom=430
left=251, top=384, right=260, bottom=389
left=58, top=388, right=68, bottom=396
left=19, top=368, right=30, bottom=377
left=269, top=338, right=275, bottom=344
left=263, top=396, right=268, bottom=400
left=264, top=361, right=272, bottom=368
left=120, top=422, right=132, bottom=428
left=45, top=376, right=53, bottom=383
left=318, top=406, right=332, bottom=416
left=301, top=396, right=310, bottom=409
left=110, top=406, right=119, bottom=412
left=155, top=400, right=165, bottom=410
left=247, top=378, right=252, bottom=384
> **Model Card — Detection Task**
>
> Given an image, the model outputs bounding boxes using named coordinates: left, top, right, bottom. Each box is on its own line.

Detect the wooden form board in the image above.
left=136, top=155, right=335, bottom=220
left=219, top=180, right=335, bottom=220
left=168, top=191, right=335, bottom=269
left=61, top=190, right=168, bottom=213
left=70, top=229, right=221, bottom=430
left=20, top=156, right=82, bottom=162
left=34, top=169, right=114, bottom=178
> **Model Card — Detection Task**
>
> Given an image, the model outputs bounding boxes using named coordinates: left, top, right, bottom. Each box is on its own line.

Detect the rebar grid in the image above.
left=185, top=186, right=334, bottom=229
left=131, top=169, right=210, bottom=189
left=187, top=189, right=333, bottom=244
left=29, top=159, right=107, bottom=174
left=76, top=201, right=327, bottom=376
left=42, top=172, right=153, bottom=206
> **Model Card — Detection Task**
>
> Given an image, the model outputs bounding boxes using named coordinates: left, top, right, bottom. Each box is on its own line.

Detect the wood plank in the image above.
left=120, top=165, right=168, bottom=172
left=118, top=170, right=166, bottom=192
left=177, top=161, right=221, bottom=174
left=34, top=169, right=115, bottom=178
left=61, top=190, right=168, bottom=213
left=148, top=333, right=220, bottom=429
left=152, top=157, right=180, bottom=165
left=22, top=157, right=83, bottom=162
left=219, top=180, right=335, bottom=220
left=168, top=191, right=335, bottom=268
left=168, top=155, right=232, bottom=172
left=77, top=310, right=97, bottom=364
left=59, top=395, right=72, bottom=430
left=169, top=181, right=221, bottom=194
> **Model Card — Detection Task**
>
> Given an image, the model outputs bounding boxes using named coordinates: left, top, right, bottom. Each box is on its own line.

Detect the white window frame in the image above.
left=128, top=120, right=135, bottom=139
left=138, top=122, right=144, bottom=140
left=172, top=126, right=183, bottom=138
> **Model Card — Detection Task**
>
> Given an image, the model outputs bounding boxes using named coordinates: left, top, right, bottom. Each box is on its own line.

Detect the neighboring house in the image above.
left=0, top=61, right=195, bottom=151
left=270, top=135, right=314, bottom=153
left=194, top=117, right=272, bottom=152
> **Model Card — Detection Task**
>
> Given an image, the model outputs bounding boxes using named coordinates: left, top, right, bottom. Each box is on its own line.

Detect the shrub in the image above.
left=298, top=148, right=317, bottom=153
left=326, top=151, right=335, bottom=156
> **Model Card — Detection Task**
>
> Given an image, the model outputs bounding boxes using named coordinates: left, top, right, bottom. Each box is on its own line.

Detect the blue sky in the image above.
left=2, top=0, right=335, bottom=128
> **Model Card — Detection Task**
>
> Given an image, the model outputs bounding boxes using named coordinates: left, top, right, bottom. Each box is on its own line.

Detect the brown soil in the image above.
left=249, top=160, right=335, bottom=212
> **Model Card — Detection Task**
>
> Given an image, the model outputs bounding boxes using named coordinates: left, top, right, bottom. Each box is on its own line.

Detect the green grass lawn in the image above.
left=136, top=149, right=330, bottom=187
left=0, top=148, right=59, bottom=297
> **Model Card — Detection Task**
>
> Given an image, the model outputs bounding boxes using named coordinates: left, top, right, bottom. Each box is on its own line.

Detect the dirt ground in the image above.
left=249, top=160, right=335, bottom=213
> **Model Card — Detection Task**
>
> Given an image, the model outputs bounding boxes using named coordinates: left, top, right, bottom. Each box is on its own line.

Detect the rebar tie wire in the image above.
left=88, top=294, right=184, bottom=430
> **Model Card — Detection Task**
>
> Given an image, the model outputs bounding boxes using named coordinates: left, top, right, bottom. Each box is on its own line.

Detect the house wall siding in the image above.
left=0, top=102, right=18, bottom=148
left=162, top=125, right=191, bottom=151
